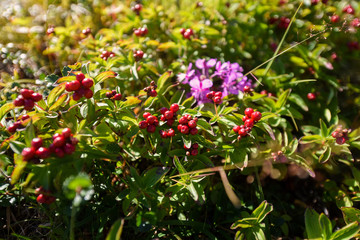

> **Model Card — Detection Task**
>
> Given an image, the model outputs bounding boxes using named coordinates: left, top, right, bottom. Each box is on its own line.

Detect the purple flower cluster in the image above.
left=177, top=58, right=252, bottom=105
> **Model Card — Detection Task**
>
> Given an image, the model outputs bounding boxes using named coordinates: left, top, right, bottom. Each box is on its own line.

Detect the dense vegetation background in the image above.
left=1, top=0, right=360, bottom=239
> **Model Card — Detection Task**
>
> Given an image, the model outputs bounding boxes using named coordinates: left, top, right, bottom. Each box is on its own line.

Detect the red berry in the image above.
left=183, top=31, right=192, bottom=39
left=20, top=89, right=34, bottom=99
left=178, top=124, right=183, bottom=131
left=331, top=15, right=340, bottom=23
left=180, top=28, right=186, bottom=35
left=54, top=148, right=65, bottom=158
left=64, top=143, right=75, bottom=155
left=260, top=90, right=268, bottom=95
left=65, top=82, right=73, bottom=92
left=206, top=92, right=214, bottom=99
left=147, top=124, right=156, bottom=133
left=143, top=112, right=151, bottom=119
left=62, top=128, right=72, bottom=138
left=76, top=73, right=85, bottom=82
left=113, top=93, right=122, bottom=100
left=213, top=96, right=221, bottom=104
left=106, top=91, right=114, bottom=98
left=233, top=125, right=240, bottom=133
left=53, top=136, right=66, bottom=147
left=72, top=92, right=82, bottom=101
left=251, top=111, right=262, bottom=122
left=190, top=127, right=198, bottom=135
left=214, top=92, right=222, bottom=98
left=188, top=120, right=197, bottom=128
left=31, top=93, right=42, bottom=102
left=170, top=103, right=179, bottom=112
left=70, top=137, right=79, bottom=145
left=244, top=119, right=254, bottom=128
left=191, top=149, right=198, bottom=156
left=167, top=128, right=175, bottom=137
left=244, top=108, right=254, bottom=118
left=192, top=143, right=199, bottom=149
left=160, top=130, right=168, bottom=138
left=71, top=80, right=81, bottom=91
left=242, top=115, right=249, bottom=122
left=7, top=123, right=17, bottom=133
left=24, top=99, right=35, bottom=111
left=186, top=28, right=193, bottom=35
left=164, top=111, right=174, bottom=120
left=179, top=116, right=188, bottom=124
left=153, top=119, right=159, bottom=126
left=84, top=89, right=93, bottom=99
left=134, top=29, right=141, bottom=36
left=149, top=89, right=157, bottom=97
left=307, top=93, right=316, bottom=101
left=160, top=107, right=168, bottom=115
left=31, top=138, right=43, bottom=149
left=243, top=86, right=251, bottom=92
left=181, top=125, right=189, bottom=134
left=37, top=194, right=47, bottom=203
left=336, top=137, right=346, bottom=145
left=238, top=128, right=247, bottom=137
left=166, top=119, right=175, bottom=126
left=140, top=27, right=148, bottom=36
left=36, top=147, right=50, bottom=159
left=134, top=3, right=142, bottom=12
left=343, top=5, right=355, bottom=15
left=13, top=97, right=25, bottom=106
left=139, top=120, right=148, bottom=129
left=22, top=147, right=36, bottom=161
left=81, top=78, right=94, bottom=89
left=146, top=115, right=156, bottom=124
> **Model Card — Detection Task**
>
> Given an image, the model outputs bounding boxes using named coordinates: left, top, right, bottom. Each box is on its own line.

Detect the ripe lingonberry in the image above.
left=13, top=97, right=24, bottom=106
left=7, top=123, right=17, bottom=133
left=64, top=143, right=75, bottom=154
left=238, top=128, right=247, bottom=137
left=233, top=125, right=240, bottom=133
left=170, top=103, right=179, bottom=113
left=24, top=99, right=35, bottom=111
left=22, top=147, right=36, bottom=161
left=307, top=93, right=316, bottom=101
left=31, top=138, right=43, bottom=149
left=160, top=130, right=168, bottom=138
left=179, top=116, right=188, bottom=124
left=213, top=96, right=221, bottom=104
left=167, top=128, right=175, bottom=137
left=20, top=89, right=34, bottom=99
left=251, top=111, right=262, bottom=122
left=54, top=148, right=65, bottom=158
left=206, top=91, right=214, bottom=99
left=343, top=5, right=355, bottom=15
left=336, top=137, right=346, bottom=145
left=139, top=120, right=148, bottom=129
left=84, top=89, right=94, bottom=99
left=81, top=78, right=94, bottom=89
left=331, top=15, right=340, bottom=23
left=62, top=128, right=72, bottom=138
left=190, top=127, right=198, bottom=135
left=113, top=93, right=122, bottom=100
left=149, top=89, right=157, bottom=97
left=36, top=147, right=50, bottom=159
left=133, top=50, right=144, bottom=61
left=164, top=111, right=174, bottom=120
left=188, top=120, right=197, bottom=128
left=244, top=108, right=254, bottom=118
left=191, top=149, right=198, bottom=156
left=244, top=119, right=254, bottom=128
left=53, top=136, right=65, bottom=147
left=147, top=124, right=156, bottom=133
left=76, top=72, right=85, bottom=82
left=31, top=93, right=43, bottom=102
left=181, top=125, right=189, bottom=134
left=146, top=115, right=156, bottom=124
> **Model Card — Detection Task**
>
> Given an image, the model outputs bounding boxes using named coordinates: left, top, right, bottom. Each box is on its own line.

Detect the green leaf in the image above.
left=251, top=200, right=273, bottom=223
left=105, top=219, right=124, bottom=240
left=300, top=135, right=323, bottom=144
left=320, top=119, right=328, bottom=137
left=305, top=208, right=322, bottom=240
left=287, top=138, right=298, bottom=155
left=330, top=222, right=360, bottom=240
left=56, top=76, right=76, bottom=83
left=257, top=122, right=275, bottom=140
left=229, top=148, right=247, bottom=166
left=275, top=89, right=291, bottom=109
left=63, top=173, right=93, bottom=199
left=24, top=121, right=36, bottom=147
left=158, top=94, right=170, bottom=109
left=157, top=71, right=172, bottom=93
left=319, top=147, right=331, bottom=164
left=94, top=71, right=117, bottom=84
left=10, top=154, right=27, bottom=184
left=47, top=83, right=66, bottom=107
left=119, top=96, right=141, bottom=108
left=341, top=207, right=360, bottom=225
left=142, top=167, right=169, bottom=188
left=0, top=102, right=15, bottom=121
left=173, top=156, right=188, bottom=180
left=49, top=93, right=68, bottom=111
left=319, top=213, right=332, bottom=240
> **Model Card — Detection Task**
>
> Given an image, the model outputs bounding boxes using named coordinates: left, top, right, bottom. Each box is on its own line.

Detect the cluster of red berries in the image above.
left=139, top=113, right=159, bottom=133
left=143, top=81, right=157, bottom=97
left=180, top=28, right=194, bottom=39
left=49, top=128, right=78, bottom=158
left=65, top=73, right=94, bottom=101
left=82, top=27, right=91, bottom=35
left=106, top=90, right=122, bottom=100
left=7, top=115, right=30, bottom=133
left=100, top=50, right=115, bottom=61
left=13, top=89, right=43, bottom=111
left=178, top=114, right=198, bottom=135
left=131, top=3, right=142, bottom=14
left=331, top=126, right=350, bottom=145
left=233, top=108, right=262, bottom=140
left=184, top=143, right=199, bottom=156
left=260, top=90, right=276, bottom=97
left=160, top=103, right=179, bottom=126
left=206, top=91, right=222, bottom=104
left=22, top=137, right=50, bottom=162
left=159, top=128, right=175, bottom=138
left=134, top=27, right=148, bottom=37
left=133, top=50, right=144, bottom=61
left=343, top=5, right=355, bottom=15
left=35, top=187, right=56, bottom=204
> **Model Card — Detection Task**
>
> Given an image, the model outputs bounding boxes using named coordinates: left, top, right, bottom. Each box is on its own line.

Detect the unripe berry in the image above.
left=22, top=147, right=36, bottom=161
left=31, top=138, right=43, bottom=149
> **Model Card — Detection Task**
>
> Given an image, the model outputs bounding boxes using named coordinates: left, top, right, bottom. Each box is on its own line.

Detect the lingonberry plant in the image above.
left=1, top=1, right=360, bottom=239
